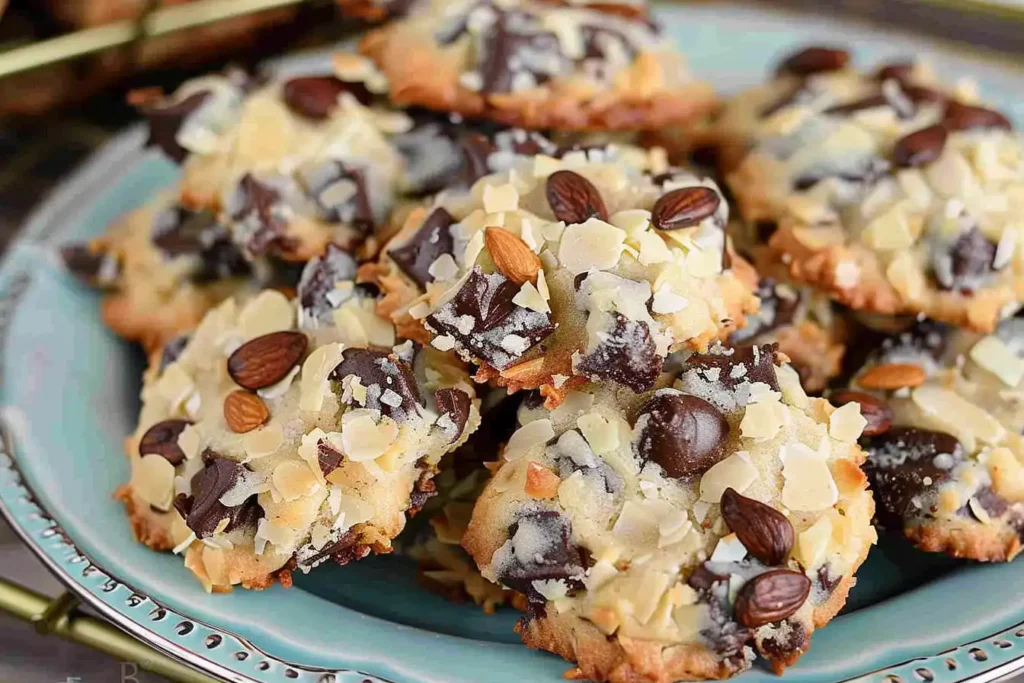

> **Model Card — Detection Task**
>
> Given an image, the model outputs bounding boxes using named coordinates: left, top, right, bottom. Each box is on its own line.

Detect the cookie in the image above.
left=60, top=190, right=278, bottom=353
left=839, top=317, right=1024, bottom=562
left=358, top=0, right=716, bottom=131
left=366, top=141, right=759, bottom=405
left=118, top=255, right=481, bottom=591
left=462, top=345, right=875, bottom=681
left=723, top=47, right=1022, bottom=332
left=131, top=58, right=406, bottom=262
left=730, top=277, right=846, bottom=394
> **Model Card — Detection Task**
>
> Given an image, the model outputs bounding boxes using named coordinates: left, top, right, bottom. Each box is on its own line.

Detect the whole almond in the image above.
left=139, top=419, right=193, bottom=466
left=734, top=569, right=811, bottom=628
left=545, top=170, right=608, bottom=224
left=776, top=46, right=850, bottom=76
left=651, top=187, right=721, bottom=231
left=892, top=125, right=947, bottom=168
left=830, top=391, right=893, bottom=436
left=943, top=101, right=1012, bottom=132
left=486, top=227, right=541, bottom=285
left=720, top=487, right=794, bottom=565
left=857, top=363, right=926, bottom=391
left=223, top=390, right=270, bottom=433
left=227, top=331, right=308, bottom=390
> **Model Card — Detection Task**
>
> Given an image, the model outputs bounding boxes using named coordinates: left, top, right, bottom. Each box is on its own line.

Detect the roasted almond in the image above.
left=139, top=419, right=193, bottom=466
left=943, top=101, right=1012, bottom=132
left=893, top=125, right=947, bottom=168
left=525, top=461, right=561, bottom=499
left=830, top=391, right=893, bottom=436
left=734, top=569, right=810, bottom=628
left=720, top=487, right=794, bottom=565
left=857, top=363, right=926, bottom=391
left=228, top=331, right=308, bottom=390
left=224, top=390, right=270, bottom=433
left=776, top=46, right=850, bottom=76
left=545, top=170, right=608, bottom=224
left=486, top=227, right=541, bottom=285
left=651, top=187, right=721, bottom=231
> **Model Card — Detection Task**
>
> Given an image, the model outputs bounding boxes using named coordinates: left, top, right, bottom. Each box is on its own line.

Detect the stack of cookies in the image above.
left=59, top=1, right=1023, bottom=679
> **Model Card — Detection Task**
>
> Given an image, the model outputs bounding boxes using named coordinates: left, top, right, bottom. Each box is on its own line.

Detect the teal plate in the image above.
left=3, top=3, right=1024, bottom=682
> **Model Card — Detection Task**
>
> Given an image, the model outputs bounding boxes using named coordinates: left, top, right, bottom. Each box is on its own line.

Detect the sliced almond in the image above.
left=486, top=227, right=541, bottom=285
left=525, top=462, right=561, bottom=499
left=857, top=363, right=926, bottom=390
left=224, top=390, right=270, bottom=433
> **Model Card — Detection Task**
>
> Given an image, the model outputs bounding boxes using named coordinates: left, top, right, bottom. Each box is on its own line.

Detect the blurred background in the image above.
left=0, top=0, right=1022, bottom=681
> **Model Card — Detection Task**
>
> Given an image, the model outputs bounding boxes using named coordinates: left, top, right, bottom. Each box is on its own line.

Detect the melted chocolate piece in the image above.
left=425, top=267, right=555, bottom=370
left=138, top=419, right=192, bottom=466
left=687, top=344, right=781, bottom=392
left=943, top=101, right=1013, bottom=132
left=229, top=175, right=292, bottom=256
left=60, top=244, right=120, bottom=288
left=138, top=91, right=211, bottom=163
left=330, top=348, right=421, bottom=419
left=495, top=510, right=585, bottom=604
left=151, top=204, right=250, bottom=283
left=687, top=564, right=749, bottom=657
left=387, top=208, right=456, bottom=289
left=730, top=278, right=801, bottom=343
left=317, top=440, right=344, bottom=477
left=892, top=125, right=947, bottom=168
left=296, top=244, right=358, bottom=324
left=174, top=454, right=262, bottom=538
left=159, top=334, right=191, bottom=372
left=634, top=393, right=730, bottom=479
left=861, top=427, right=964, bottom=528
left=575, top=313, right=662, bottom=393
left=792, top=156, right=890, bottom=192
left=282, top=76, right=373, bottom=119
left=435, top=388, right=471, bottom=442
left=299, top=162, right=375, bottom=234
left=775, top=46, right=850, bottom=77
left=941, top=227, right=997, bottom=293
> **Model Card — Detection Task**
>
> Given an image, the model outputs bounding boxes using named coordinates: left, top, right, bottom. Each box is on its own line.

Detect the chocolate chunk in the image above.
left=687, top=344, right=781, bottom=393
left=756, top=620, right=808, bottom=663
left=892, top=125, right=947, bottom=168
left=730, top=279, right=800, bottom=343
left=282, top=76, right=372, bottom=119
left=759, top=85, right=815, bottom=119
left=876, top=61, right=916, bottom=83
left=861, top=427, right=964, bottom=528
left=460, top=133, right=498, bottom=186
left=159, top=334, right=191, bottom=372
left=939, top=227, right=997, bottom=292
left=387, top=208, right=456, bottom=289
left=137, top=90, right=211, bottom=163
left=634, top=393, right=730, bottom=479
left=138, top=419, right=192, bottom=466
left=830, top=391, right=892, bottom=436
left=651, top=187, right=721, bottom=231
left=174, top=455, right=262, bottom=538
left=298, top=162, right=375, bottom=234
left=229, top=174, right=292, bottom=256
left=425, top=267, right=555, bottom=370
left=60, top=244, right=120, bottom=288
left=409, top=471, right=438, bottom=513
left=151, top=204, right=250, bottom=283
left=495, top=510, right=585, bottom=604
left=792, top=156, right=890, bottom=192
left=824, top=94, right=889, bottom=116
left=296, top=244, right=358, bottom=325
left=776, top=46, right=850, bottom=77
left=474, top=12, right=566, bottom=94
left=548, top=429, right=624, bottom=496
left=329, top=348, right=420, bottom=419
left=546, top=170, right=609, bottom=224
left=688, top=564, right=749, bottom=657
left=298, top=528, right=372, bottom=568
left=687, top=564, right=729, bottom=593
left=317, top=440, right=344, bottom=477
left=575, top=313, right=663, bottom=393
left=943, top=101, right=1012, bottom=132
left=435, top=388, right=471, bottom=442
left=961, top=487, right=1008, bottom=522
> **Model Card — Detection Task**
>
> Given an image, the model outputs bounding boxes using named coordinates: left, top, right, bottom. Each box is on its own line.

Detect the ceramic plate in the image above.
left=4, top=3, right=1024, bottom=682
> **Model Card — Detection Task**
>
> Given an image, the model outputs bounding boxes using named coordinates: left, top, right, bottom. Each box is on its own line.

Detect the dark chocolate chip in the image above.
left=138, top=91, right=211, bottom=163
left=296, top=243, right=358, bottom=324
left=634, top=393, right=730, bottom=479
left=282, top=76, right=372, bottom=119
left=60, top=244, right=120, bottom=288
left=175, top=454, right=262, bottom=538
left=575, top=312, right=663, bottom=393
left=317, top=440, right=344, bottom=477
left=329, top=348, right=421, bottom=419
left=942, top=227, right=997, bottom=292
left=425, top=266, right=554, bottom=370
left=651, top=187, right=721, bottom=231
left=139, top=419, right=192, bottom=466
left=495, top=510, right=585, bottom=604
left=460, top=133, right=499, bottom=186
left=861, top=427, right=963, bottom=528
left=830, top=391, right=893, bottom=436
left=776, top=46, right=850, bottom=77
left=387, top=207, right=456, bottom=289
left=892, top=125, right=947, bottom=168
left=943, top=100, right=1012, bottom=132
left=545, top=170, right=608, bottom=224
left=435, top=388, right=471, bottom=442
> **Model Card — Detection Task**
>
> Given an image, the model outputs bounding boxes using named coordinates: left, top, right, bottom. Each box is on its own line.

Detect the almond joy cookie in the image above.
left=132, top=58, right=405, bottom=262
left=358, top=0, right=716, bottom=131
left=60, top=190, right=272, bottom=353
left=838, top=317, right=1024, bottom=561
left=724, top=48, right=1023, bottom=333
left=117, top=250, right=480, bottom=591
left=463, top=345, right=876, bottom=681
left=367, top=142, right=758, bottom=405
